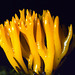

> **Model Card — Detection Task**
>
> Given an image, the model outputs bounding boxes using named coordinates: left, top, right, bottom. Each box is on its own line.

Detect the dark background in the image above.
left=0, top=0, right=75, bottom=75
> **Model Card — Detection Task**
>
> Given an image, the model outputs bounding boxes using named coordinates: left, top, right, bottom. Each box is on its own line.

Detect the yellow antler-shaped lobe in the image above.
left=59, top=24, right=72, bottom=61
left=0, top=24, right=20, bottom=72
left=15, top=10, right=33, bottom=72
left=43, top=11, right=55, bottom=75
left=15, top=12, right=33, bottom=73
left=54, top=16, right=62, bottom=69
left=36, top=10, right=55, bottom=75
left=53, top=16, right=72, bottom=69
left=36, top=18, right=46, bottom=59
left=9, top=18, right=28, bottom=73
left=3, top=18, right=28, bottom=74
left=19, top=9, right=25, bottom=22
left=18, top=9, right=41, bottom=74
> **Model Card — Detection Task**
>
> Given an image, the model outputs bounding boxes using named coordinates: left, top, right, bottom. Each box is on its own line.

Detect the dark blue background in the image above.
left=0, top=0, right=75, bottom=75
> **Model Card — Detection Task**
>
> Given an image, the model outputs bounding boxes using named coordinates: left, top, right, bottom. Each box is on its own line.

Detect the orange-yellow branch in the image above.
left=54, top=16, right=62, bottom=69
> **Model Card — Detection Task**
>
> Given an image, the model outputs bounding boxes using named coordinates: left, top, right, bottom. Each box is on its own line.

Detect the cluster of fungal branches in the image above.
left=0, top=9, right=73, bottom=75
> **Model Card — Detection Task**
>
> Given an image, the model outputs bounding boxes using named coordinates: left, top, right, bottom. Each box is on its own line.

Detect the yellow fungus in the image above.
left=0, top=9, right=73, bottom=75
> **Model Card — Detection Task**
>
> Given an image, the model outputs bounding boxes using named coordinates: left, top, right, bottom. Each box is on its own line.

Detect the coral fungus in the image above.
left=0, top=9, right=73, bottom=75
